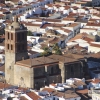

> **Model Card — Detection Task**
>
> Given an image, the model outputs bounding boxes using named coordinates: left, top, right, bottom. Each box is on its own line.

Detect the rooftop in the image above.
left=16, top=56, right=59, bottom=68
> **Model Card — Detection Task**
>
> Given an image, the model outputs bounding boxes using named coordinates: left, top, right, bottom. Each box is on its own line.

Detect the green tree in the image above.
left=52, top=43, right=62, bottom=55
left=41, top=47, right=52, bottom=56
left=27, top=31, right=33, bottom=36
left=53, top=43, right=59, bottom=51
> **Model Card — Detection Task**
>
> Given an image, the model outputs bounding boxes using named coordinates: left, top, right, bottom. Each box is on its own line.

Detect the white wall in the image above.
left=80, top=29, right=97, bottom=35
left=88, top=46, right=100, bottom=53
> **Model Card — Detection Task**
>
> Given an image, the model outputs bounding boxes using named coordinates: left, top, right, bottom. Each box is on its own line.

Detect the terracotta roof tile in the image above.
left=63, top=17, right=76, bottom=21
left=76, top=89, right=88, bottom=94
left=20, top=96, right=28, bottom=100
left=26, top=92, right=41, bottom=100
left=16, top=56, right=59, bottom=68
left=56, top=91, right=79, bottom=99
left=89, top=43, right=100, bottom=47
left=48, top=54, right=78, bottom=63
left=0, top=82, right=12, bottom=89
left=68, top=33, right=94, bottom=43
left=0, top=65, right=5, bottom=72
left=42, top=88, right=56, bottom=93
left=86, top=22, right=100, bottom=26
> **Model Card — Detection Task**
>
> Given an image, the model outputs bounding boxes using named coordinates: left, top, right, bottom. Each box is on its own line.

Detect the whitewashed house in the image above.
left=63, top=22, right=81, bottom=37
left=88, top=42, right=100, bottom=53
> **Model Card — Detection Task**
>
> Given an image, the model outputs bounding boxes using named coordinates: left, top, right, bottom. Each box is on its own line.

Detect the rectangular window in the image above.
left=11, top=33, right=13, bottom=40
left=11, top=45, right=13, bottom=50
left=7, top=44, right=9, bottom=50
left=8, top=33, right=9, bottom=39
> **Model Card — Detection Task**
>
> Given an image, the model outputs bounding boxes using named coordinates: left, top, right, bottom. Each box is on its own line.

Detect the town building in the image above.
left=4, top=16, right=86, bottom=89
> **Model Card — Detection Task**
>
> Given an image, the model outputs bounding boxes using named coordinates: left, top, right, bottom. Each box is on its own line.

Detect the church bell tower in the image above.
left=5, top=16, right=28, bottom=84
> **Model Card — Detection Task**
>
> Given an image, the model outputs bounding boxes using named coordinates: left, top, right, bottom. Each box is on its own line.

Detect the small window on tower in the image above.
left=7, top=44, right=9, bottom=50
left=11, top=33, right=13, bottom=40
left=8, top=33, right=9, bottom=39
left=11, top=45, right=13, bottom=50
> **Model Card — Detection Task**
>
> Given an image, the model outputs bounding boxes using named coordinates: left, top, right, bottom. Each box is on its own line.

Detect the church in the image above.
left=5, top=17, right=86, bottom=89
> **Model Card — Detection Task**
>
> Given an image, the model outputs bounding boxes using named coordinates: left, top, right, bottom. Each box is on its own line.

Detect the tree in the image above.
left=27, top=31, right=33, bottom=36
left=53, top=43, right=59, bottom=51
left=52, top=43, right=62, bottom=55
left=41, top=47, right=52, bottom=56
left=55, top=49, right=62, bottom=55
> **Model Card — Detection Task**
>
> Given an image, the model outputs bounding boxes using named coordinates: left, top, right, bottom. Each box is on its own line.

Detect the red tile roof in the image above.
left=26, top=92, right=41, bottom=100
left=86, top=78, right=100, bottom=83
left=76, top=89, right=88, bottom=94
left=89, top=43, right=100, bottom=47
left=42, top=88, right=56, bottom=93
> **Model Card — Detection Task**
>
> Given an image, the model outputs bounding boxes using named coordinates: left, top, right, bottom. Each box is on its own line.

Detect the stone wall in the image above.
left=59, top=62, right=65, bottom=83
left=14, top=64, right=32, bottom=88
left=5, top=52, right=15, bottom=85
left=10, top=60, right=84, bottom=89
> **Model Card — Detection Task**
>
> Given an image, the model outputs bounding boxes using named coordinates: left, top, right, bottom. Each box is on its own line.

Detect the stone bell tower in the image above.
left=5, top=16, right=28, bottom=84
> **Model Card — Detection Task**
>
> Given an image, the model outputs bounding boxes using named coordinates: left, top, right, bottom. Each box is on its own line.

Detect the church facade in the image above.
left=5, top=17, right=86, bottom=89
